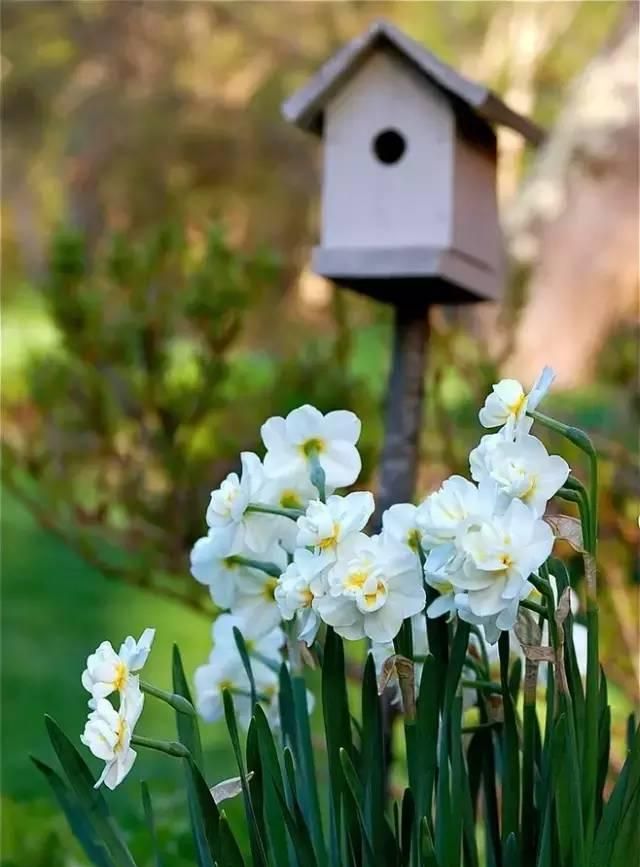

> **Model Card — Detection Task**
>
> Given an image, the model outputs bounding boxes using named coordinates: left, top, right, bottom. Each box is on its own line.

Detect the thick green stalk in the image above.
left=247, top=502, right=303, bottom=520
left=140, top=680, right=196, bottom=716
left=131, top=735, right=190, bottom=758
left=228, top=555, right=282, bottom=577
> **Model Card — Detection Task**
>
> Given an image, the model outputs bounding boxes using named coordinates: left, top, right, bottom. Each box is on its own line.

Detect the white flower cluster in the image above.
left=421, top=367, right=568, bottom=641
left=80, top=629, right=155, bottom=789
left=190, top=369, right=569, bottom=725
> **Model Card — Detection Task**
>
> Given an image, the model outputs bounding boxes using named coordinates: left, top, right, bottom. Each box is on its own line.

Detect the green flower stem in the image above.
left=246, top=502, right=303, bottom=520
left=131, top=735, right=190, bottom=758
left=139, top=680, right=196, bottom=717
left=527, top=408, right=598, bottom=551
left=541, top=581, right=586, bottom=866
left=249, top=649, right=282, bottom=675
left=528, top=573, right=551, bottom=598
left=227, top=555, right=282, bottom=577
left=307, top=452, right=326, bottom=502
left=520, top=599, right=548, bottom=618
left=563, top=475, right=593, bottom=551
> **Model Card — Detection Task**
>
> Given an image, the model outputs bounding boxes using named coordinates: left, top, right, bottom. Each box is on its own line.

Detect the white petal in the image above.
left=320, top=441, right=362, bottom=489
left=322, top=410, right=361, bottom=444
left=285, top=405, right=324, bottom=443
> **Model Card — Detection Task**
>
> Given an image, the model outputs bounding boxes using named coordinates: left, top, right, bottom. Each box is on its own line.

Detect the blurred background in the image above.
left=1, top=2, right=638, bottom=864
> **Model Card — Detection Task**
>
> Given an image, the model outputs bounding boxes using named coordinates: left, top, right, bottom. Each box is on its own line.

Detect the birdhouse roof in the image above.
left=283, top=19, right=545, bottom=145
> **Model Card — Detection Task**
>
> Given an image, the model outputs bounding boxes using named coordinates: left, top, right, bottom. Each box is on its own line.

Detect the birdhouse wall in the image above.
left=321, top=49, right=455, bottom=250
left=452, top=119, right=504, bottom=293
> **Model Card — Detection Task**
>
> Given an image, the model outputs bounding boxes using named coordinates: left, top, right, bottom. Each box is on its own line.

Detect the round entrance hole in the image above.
left=372, top=128, right=407, bottom=165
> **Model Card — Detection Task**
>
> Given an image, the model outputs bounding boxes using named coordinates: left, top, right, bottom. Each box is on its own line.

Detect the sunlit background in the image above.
left=2, top=2, right=638, bottom=864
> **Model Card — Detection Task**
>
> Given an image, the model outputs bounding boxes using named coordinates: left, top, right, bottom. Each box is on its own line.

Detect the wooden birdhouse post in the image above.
left=283, top=20, right=543, bottom=520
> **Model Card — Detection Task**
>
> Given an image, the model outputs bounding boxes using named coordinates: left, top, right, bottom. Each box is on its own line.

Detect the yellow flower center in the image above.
left=263, top=578, right=278, bottom=602
left=300, top=588, right=313, bottom=607
left=407, top=528, right=422, bottom=552
left=280, top=490, right=303, bottom=509
left=318, top=523, right=340, bottom=550
left=113, top=661, right=128, bottom=692
left=114, top=717, right=127, bottom=753
left=301, top=437, right=325, bottom=457
left=345, top=570, right=368, bottom=592
left=507, top=392, right=527, bottom=417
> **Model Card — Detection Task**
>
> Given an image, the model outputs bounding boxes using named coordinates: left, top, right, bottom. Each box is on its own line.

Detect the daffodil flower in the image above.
left=80, top=688, right=144, bottom=790
left=275, top=548, right=329, bottom=645
left=317, top=534, right=425, bottom=643
left=261, top=405, right=362, bottom=489
left=478, top=366, right=555, bottom=436
left=82, top=629, right=155, bottom=708
left=194, top=615, right=283, bottom=728
left=296, top=491, right=374, bottom=564
left=470, top=433, right=569, bottom=517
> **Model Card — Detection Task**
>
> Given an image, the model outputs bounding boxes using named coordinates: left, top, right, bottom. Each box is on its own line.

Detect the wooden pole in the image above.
left=373, top=300, right=430, bottom=529
left=373, top=299, right=430, bottom=792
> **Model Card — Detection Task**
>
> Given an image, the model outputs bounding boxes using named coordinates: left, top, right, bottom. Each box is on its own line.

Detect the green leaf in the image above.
left=282, top=747, right=320, bottom=867
left=141, top=782, right=162, bottom=867
left=172, top=644, right=203, bottom=769
left=419, top=817, right=439, bottom=867
left=322, top=627, right=357, bottom=866
left=245, top=717, right=267, bottom=852
left=591, top=722, right=640, bottom=867
left=252, top=704, right=291, bottom=866
left=218, top=811, right=247, bottom=867
left=338, top=748, right=378, bottom=867
left=292, top=674, right=326, bottom=863
left=498, top=633, right=520, bottom=852
left=400, top=788, right=414, bottom=867
left=222, top=690, right=268, bottom=867
left=43, top=716, right=138, bottom=867
left=416, top=655, right=439, bottom=832
left=31, top=755, right=115, bottom=867
left=233, top=626, right=258, bottom=709
left=361, top=654, right=385, bottom=853
left=182, top=756, right=220, bottom=867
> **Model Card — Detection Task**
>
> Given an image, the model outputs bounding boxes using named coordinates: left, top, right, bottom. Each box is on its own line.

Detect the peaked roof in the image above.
left=282, top=19, right=545, bottom=145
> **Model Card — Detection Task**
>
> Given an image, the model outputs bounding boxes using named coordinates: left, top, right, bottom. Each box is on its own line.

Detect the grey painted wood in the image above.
left=283, top=18, right=544, bottom=145
left=321, top=50, right=454, bottom=250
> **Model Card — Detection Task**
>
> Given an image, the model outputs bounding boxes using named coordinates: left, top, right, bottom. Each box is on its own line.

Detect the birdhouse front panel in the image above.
left=321, top=50, right=455, bottom=250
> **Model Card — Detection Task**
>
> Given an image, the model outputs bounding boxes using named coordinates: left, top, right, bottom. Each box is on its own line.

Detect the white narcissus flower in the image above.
left=456, top=498, right=554, bottom=620
left=261, top=405, right=362, bottom=489
left=382, top=503, right=425, bottom=556
left=82, top=629, right=155, bottom=707
left=190, top=532, right=265, bottom=610
left=296, top=492, right=375, bottom=564
left=470, top=434, right=569, bottom=517
left=231, top=543, right=288, bottom=637
left=257, top=471, right=319, bottom=552
left=317, top=534, right=425, bottom=643
left=206, top=452, right=274, bottom=552
left=194, top=615, right=283, bottom=729
left=478, top=366, right=555, bottom=435
left=80, top=689, right=144, bottom=789
left=417, top=476, right=486, bottom=548
left=275, top=548, right=328, bottom=646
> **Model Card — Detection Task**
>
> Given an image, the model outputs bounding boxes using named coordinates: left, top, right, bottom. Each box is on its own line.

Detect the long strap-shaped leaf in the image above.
left=44, top=716, right=138, bottom=867
left=31, top=755, right=115, bottom=867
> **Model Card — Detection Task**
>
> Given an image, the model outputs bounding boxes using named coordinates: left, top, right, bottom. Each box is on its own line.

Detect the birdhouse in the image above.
left=283, top=20, right=544, bottom=305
